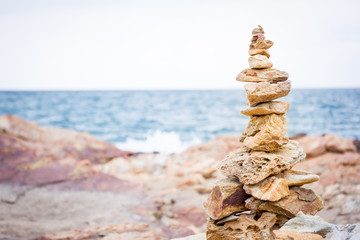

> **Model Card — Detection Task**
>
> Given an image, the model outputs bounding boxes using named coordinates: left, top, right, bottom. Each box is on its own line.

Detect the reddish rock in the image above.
left=37, top=223, right=167, bottom=240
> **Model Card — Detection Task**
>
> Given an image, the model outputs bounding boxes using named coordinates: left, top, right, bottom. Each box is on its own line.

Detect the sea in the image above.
left=0, top=89, right=359, bottom=153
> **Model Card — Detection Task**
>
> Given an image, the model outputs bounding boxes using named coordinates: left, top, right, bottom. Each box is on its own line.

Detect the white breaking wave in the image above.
left=115, top=130, right=202, bottom=153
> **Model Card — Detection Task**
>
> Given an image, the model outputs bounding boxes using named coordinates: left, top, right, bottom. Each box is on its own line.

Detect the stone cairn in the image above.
left=204, top=26, right=324, bottom=239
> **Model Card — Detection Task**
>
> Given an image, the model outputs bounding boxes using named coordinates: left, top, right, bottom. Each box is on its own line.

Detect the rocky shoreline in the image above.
left=0, top=115, right=359, bottom=239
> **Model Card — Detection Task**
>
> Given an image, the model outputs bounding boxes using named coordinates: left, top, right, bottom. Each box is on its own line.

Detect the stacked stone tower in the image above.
left=204, top=26, right=324, bottom=239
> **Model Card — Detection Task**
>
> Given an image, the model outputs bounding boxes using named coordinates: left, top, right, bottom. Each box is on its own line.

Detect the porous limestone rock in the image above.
left=273, top=230, right=324, bottom=240
left=236, top=68, right=289, bottom=83
left=241, top=113, right=288, bottom=151
left=245, top=187, right=324, bottom=218
left=249, top=49, right=270, bottom=58
left=245, top=81, right=291, bottom=106
left=249, top=54, right=273, bottom=69
left=243, top=170, right=319, bottom=201
left=207, top=212, right=277, bottom=240
left=218, top=140, right=306, bottom=185
left=204, top=177, right=249, bottom=220
left=241, top=101, right=290, bottom=116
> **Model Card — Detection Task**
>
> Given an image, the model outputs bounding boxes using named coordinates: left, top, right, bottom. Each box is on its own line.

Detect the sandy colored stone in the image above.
left=252, top=25, right=265, bottom=35
left=218, top=140, right=305, bottom=185
left=236, top=68, right=289, bottom=83
left=249, top=49, right=270, bottom=58
left=277, top=170, right=320, bottom=186
left=273, top=230, right=324, bottom=240
left=245, top=187, right=324, bottom=218
left=244, top=176, right=289, bottom=202
left=244, top=170, right=319, bottom=201
left=250, top=38, right=274, bottom=50
left=204, top=177, right=249, bottom=220
left=243, top=129, right=288, bottom=151
left=241, top=113, right=288, bottom=151
left=207, top=212, right=276, bottom=240
left=241, top=101, right=290, bottom=116
left=249, top=54, right=273, bottom=69
left=245, top=81, right=291, bottom=106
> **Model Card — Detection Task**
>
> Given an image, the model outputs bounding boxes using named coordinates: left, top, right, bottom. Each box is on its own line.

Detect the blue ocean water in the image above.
left=0, top=89, right=359, bottom=153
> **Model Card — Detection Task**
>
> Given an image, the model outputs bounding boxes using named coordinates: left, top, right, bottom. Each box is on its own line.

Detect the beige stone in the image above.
left=277, top=170, right=320, bottom=186
left=204, top=177, right=249, bottom=220
left=249, top=54, right=273, bottom=69
left=273, top=230, right=324, bottom=240
left=207, top=212, right=276, bottom=240
left=218, top=140, right=306, bottom=185
left=236, top=68, right=289, bottom=83
left=244, top=176, right=289, bottom=202
left=242, top=114, right=287, bottom=139
left=252, top=25, right=265, bottom=35
left=241, top=101, right=290, bottom=116
left=245, top=187, right=324, bottom=218
left=243, top=129, right=288, bottom=151
left=243, top=170, right=319, bottom=201
left=249, top=49, right=270, bottom=58
left=250, top=38, right=274, bottom=50
left=241, top=113, right=288, bottom=151
left=245, top=80, right=291, bottom=106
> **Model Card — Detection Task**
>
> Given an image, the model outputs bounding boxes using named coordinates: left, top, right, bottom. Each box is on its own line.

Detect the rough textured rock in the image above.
left=244, top=176, right=289, bottom=201
left=204, top=177, right=249, bottom=220
left=218, top=140, right=305, bottom=184
left=236, top=68, right=289, bottom=83
left=245, top=187, right=324, bottom=218
left=249, top=49, right=270, bottom=58
left=273, top=230, right=324, bottom=240
left=241, top=101, right=290, bottom=116
left=250, top=38, right=274, bottom=50
left=281, top=212, right=360, bottom=239
left=207, top=212, right=276, bottom=240
left=243, top=170, right=319, bottom=201
left=38, top=223, right=167, bottom=240
left=241, top=113, right=288, bottom=151
left=245, top=81, right=291, bottom=106
left=243, top=130, right=288, bottom=151
left=249, top=54, right=273, bottom=69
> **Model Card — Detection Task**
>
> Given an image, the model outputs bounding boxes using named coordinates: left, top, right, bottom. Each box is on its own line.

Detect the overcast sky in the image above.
left=1, top=0, right=360, bottom=90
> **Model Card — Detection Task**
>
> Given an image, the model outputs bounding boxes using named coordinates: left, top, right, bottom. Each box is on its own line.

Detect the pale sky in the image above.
left=1, top=0, right=360, bottom=90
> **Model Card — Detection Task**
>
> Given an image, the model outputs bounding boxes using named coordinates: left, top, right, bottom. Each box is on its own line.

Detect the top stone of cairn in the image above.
left=237, top=25, right=289, bottom=83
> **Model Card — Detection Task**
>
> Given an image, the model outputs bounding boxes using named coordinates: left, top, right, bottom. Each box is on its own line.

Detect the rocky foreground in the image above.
left=0, top=115, right=360, bottom=239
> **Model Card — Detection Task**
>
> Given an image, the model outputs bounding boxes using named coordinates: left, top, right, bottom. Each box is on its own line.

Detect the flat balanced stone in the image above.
left=243, top=170, right=320, bottom=201
left=249, top=54, right=273, bottom=69
left=204, top=177, right=249, bottom=220
left=236, top=68, right=289, bottom=83
left=249, top=49, right=270, bottom=58
left=245, top=187, right=324, bottom=218
left=218, top=140, right=306, bottom=185
left=245, top=80, right=291, bottom=106
left=241, top=113, right=288, bottom=151
left=241, top=101, right=290, bottom=116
